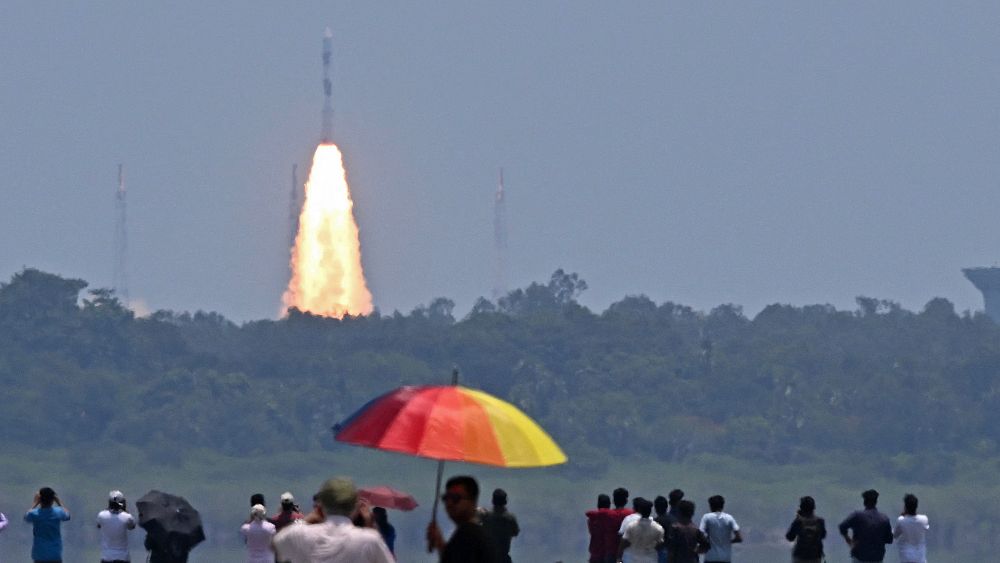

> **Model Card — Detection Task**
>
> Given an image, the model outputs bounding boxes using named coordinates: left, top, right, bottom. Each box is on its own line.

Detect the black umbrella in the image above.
left=136, top=490, right=205, bottom=559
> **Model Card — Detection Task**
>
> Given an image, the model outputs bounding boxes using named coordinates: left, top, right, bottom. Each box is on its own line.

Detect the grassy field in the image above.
left=0, top=445, right=995, bottom=562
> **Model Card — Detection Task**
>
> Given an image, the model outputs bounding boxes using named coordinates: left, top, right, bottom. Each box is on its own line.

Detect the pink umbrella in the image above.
left=357, top=486, right=419, bottom=511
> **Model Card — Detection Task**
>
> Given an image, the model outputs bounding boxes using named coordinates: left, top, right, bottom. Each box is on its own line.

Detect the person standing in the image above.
left=24, top=487, right=71, bottom=563
left=371, top=507, right=396, bottom=555
left=838, top=489, right=893, bottom=563
left=272, top=477, right=393, bottom=563
left=587, top=494, right=613, bottom=563
left=481, top=488, right=520, bottom=563
left=699, top=495, right=742, bottom=563
left=426, top=475, right=498, bottom=563
left=97, top=490, right=136, bottom=563
left=893, top=494, right=929, bottom=563
left=271, top=492, right=304, bottom=532
left=618, top=498, right=664, bottom=563
left=608, top=488, right=634, bottom=563
left=785, top=496, right=826, bottom=563
left=241, top=504, right=277, bottom=563
left=664, top=500, right=709, bottom=563
left=667, top=490, right=684, bottom=519
left=652, top=496, right=675, bottom=563
left=618, top=497, right=650, bottom=563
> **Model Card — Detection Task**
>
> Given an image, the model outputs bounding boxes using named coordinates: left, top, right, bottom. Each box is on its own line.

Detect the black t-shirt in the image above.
left=665, top=522, right=709, bottom=563
left=481, top=508, right=520, bottom=558
left=442, top=521, right=498, bottom=563
left=654, top=513, right=678, bottom=545
left=786, top=515, right=826, bottom=558
left=838, top=508, right=893, bottom=562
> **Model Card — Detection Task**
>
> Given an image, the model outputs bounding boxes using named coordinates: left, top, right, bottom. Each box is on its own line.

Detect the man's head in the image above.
left=668, top=489, right=684, bottom=506
left=442, top=475, right=479, bottom=524
left=632, top=496, right=645, bottom=511
left=862, top=489, right=879, bottom=509
left=677, top=499, right=695, bottom=522
left=492, top=488, right=508, bottom=508
left=315, top=478, right=357, bottom=517
left=903, top=493, right=918, bottom=515
left=799, top=496, right=815, bottom=514
left=708, top=495, right=725, bottom=512
left=108, top=490, right=126, bottom=511
left=597, top=494, right=611, bottom=509
left=39, top=487, right=56, bottom=507
left=635, top=497, right=653, bottom=518
left=250, top=493, right=265, bottom=507
left=372, top=506, right=388, bottom=525
left=612, top=487, right=629, bottom=509
left=653, top=495, right=668, bottom=516
left=280, top=491, right=296, bottom=511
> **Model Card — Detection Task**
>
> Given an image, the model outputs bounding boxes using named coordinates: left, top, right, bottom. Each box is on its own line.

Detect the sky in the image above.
left=2, top=1, right=1000, bottom=321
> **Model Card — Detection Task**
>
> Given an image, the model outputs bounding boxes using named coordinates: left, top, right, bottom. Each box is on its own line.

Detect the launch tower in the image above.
left=113, top=164, right=129, bottom=305
left=493, top=168, right=508, bottom=300
left=964, top=267, right=1000, bottom=323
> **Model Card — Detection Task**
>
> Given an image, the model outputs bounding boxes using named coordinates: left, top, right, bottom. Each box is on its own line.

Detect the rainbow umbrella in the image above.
left=334, top=374, right=566, bottom=525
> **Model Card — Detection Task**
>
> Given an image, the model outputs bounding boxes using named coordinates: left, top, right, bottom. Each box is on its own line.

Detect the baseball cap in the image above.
left=280, top=492, right=295, bottom=503
left=109, top=490, right=125, bottom=503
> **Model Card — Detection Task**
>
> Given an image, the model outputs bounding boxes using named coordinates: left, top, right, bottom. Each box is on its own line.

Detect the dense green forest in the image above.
left=1, top=266, right=996, bottom=485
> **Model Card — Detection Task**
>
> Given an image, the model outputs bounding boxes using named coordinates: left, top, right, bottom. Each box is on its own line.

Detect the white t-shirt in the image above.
left=894, top=514, right=929, bottom=563
left=623, top=518, right=665, bottom=563
left=241, top=519, right=277, bottom=563
left=97, top=509, right=135, bottom=561
left=272, top=515, right=393, bottom=563
left=617, top=513, right=642, bottom=562
left=699, top=511, right=740, bottom=562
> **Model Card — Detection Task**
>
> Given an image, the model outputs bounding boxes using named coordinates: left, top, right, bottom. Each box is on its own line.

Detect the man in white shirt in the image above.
left=97, top=490, right=136, bottom=563
left=617, top=497, right=648, bottom=563
left=618, top=498, right=664, bottom=563
left=699, top=495, right=742, bottom=563
left=893, top=494, right=929, bottom=563
left=273, top=476, right=393, bottom=563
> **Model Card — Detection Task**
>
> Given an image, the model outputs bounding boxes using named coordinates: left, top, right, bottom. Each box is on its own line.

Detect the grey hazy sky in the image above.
left=2, top=1, right=999, bottom=320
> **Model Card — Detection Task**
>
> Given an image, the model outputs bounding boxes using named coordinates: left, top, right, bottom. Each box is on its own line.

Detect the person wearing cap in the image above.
left=271, top=492, right=304, bottom=532
left=838, top=489, right=893, bottom=563
left=241, top=504, right=277, bottom=563
left=97, top=490, right=136, bottom=563
left=481, top=488, right=520, bottom=563
left=24, top=487, right=71, bottom=563
left=272, top=477, right=393, bottom=563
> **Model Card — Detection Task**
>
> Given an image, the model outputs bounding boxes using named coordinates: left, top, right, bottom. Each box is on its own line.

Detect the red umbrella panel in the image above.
left=357, top=486, right=418, bottom=511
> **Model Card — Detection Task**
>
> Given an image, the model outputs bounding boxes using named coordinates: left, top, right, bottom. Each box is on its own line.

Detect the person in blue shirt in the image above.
left=24, top=487, right=71, bottom=563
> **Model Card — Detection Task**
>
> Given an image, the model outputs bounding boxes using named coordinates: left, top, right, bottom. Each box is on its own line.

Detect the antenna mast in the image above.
left=113, top=164, right=129, bottom=305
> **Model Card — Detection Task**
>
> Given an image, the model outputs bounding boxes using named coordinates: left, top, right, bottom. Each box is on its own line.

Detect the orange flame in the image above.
left=283, top=143, right=373, bottom=318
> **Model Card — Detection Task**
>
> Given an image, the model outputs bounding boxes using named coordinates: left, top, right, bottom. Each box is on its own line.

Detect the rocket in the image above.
left=321, top=27, right=333, bottom=143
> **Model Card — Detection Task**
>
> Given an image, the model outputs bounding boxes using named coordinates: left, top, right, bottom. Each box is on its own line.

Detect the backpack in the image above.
left=796, top=516, right=823, bottom=558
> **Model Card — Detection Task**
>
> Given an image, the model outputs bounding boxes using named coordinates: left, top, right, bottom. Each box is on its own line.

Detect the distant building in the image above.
left=963, top=267, right=1000, bottom=323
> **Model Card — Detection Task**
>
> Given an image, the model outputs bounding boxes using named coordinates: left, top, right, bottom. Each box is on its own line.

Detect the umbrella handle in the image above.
left=427, top=459, right=445, bottom=553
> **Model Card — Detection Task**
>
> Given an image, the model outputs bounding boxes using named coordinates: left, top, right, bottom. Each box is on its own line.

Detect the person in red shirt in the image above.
left=586, top=494, right=613, bottom=563
left=270, top=492, right=304, bottom=532
left=606, top=488, right=634, bottom=563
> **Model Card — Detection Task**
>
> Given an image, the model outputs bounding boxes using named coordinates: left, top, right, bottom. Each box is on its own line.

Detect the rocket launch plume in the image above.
left=283, top=143, right=373, bottom=318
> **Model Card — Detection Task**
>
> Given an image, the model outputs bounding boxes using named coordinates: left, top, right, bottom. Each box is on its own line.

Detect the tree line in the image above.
left=1, top=267, right=997, bottom=482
